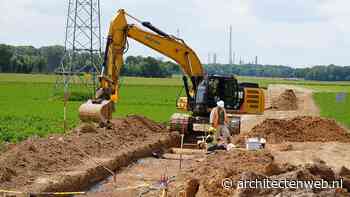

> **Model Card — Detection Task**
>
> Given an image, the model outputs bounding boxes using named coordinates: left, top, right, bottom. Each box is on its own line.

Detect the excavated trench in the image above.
left=80, top=152, right=203, bottom=197
left=0, top=116, right=180, bottom=195
left=37, top=135, right=180, bottom=194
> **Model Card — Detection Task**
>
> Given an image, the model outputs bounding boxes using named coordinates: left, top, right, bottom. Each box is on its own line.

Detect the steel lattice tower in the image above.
left=55, top=0, right=102, bottom=95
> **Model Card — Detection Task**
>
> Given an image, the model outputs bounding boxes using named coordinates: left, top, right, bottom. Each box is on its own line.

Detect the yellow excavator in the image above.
left=79, top=9, right=265, bottom=137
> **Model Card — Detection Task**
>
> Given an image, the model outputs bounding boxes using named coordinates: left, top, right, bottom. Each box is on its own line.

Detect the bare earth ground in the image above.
left=239, top=85, right=350, bottom=186
left=82, top=155, right=204, bottom=197
left=258, top=85, right=350, bottom=175
left=269, top=142, right=350, bottom=172
left=164, top=85, right=350, bottom=196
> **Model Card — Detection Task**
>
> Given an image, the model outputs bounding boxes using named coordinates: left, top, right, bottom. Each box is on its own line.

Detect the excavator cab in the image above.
left=172, top=74, right=264, bottom=135
left=207, top=75, right=243, bottom=110
left=192, top=75, right=244, bottom=116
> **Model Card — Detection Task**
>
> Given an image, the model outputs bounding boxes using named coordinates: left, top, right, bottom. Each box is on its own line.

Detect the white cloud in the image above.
left=248, top=0, right=327, bottom=23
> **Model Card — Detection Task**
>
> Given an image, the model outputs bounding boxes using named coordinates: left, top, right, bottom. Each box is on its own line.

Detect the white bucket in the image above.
left=246, top=138, right=262, bottom=150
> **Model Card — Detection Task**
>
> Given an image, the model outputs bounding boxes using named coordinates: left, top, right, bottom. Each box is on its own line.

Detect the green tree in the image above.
left=39, top=45, right=64, bottom=72
left=0, top=44, right=14, bottom=72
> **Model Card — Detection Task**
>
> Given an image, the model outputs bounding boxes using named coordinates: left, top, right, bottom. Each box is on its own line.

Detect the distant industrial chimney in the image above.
left=255, top=56, right=258, bottom=65
left=176, top=28, right=180, bottom=38
left=208, top=53, right=211, bottom=65
left=213, top=53, right=217, bottom=64
left=229, top=25, right=233, bottom=65
left=233, top=52, right=236, bottom=64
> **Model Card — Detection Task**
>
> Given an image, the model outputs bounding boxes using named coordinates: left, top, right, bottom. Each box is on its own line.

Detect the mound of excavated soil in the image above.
left=234, top=116, right=350, bottom=145
left=175, top=152, right=350, bottom=197
left=173, top=150, right=274, bottom=197
left=272, top=89, right=298, bottom=111
left=236, top=161, right=349, bottom=197
left=0, top=115, right=169, bottom=189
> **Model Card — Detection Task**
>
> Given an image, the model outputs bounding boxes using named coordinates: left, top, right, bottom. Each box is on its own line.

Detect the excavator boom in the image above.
left=79, top=9, right=205, bottom=123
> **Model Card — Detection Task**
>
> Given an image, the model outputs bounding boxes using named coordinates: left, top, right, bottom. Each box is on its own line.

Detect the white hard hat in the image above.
left=217, top=100, right=224, bottom=108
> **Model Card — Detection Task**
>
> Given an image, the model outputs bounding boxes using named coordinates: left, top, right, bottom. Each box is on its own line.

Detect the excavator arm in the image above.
left=79, top=9, right=204, bottom=123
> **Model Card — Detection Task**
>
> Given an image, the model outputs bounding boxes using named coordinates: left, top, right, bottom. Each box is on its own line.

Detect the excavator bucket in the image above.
left=79, top=100, right=114, bottom=123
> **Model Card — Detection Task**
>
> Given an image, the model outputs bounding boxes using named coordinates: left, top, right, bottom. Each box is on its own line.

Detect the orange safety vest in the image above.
left=211, top=107, right=229, bottom=128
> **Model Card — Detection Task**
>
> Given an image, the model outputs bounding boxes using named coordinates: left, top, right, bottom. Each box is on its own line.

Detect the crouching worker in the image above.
left=206, top=127, right=226, bottom=152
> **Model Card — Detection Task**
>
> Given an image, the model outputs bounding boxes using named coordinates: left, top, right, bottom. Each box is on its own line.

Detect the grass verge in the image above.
left=313, top=92, right=350, bottom=128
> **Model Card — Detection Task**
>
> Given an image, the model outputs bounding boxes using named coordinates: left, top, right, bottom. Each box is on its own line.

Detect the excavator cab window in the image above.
left=192, top=76, right=243, bottom=115
left=207, top=78, right=220, bottom=107
left=222, top=78, right=241, bottom=110
left=207, top=76, right=241, bottom=110
left=195, top=82, right=207, bottom=104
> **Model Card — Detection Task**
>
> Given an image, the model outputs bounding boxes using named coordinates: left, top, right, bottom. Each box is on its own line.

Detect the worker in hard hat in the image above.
left=210, top=100, right=231, bottom=144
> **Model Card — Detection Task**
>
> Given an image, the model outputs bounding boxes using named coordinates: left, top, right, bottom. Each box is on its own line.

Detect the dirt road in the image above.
left=240, top=84, right=320, bottom=132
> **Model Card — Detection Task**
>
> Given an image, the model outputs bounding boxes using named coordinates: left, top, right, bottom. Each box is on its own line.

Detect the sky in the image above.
left=0, top=0, right=349, bottom=67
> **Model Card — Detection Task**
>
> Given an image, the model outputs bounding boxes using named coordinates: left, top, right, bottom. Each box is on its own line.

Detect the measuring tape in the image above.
left=0, top=189, right=86, bottom=195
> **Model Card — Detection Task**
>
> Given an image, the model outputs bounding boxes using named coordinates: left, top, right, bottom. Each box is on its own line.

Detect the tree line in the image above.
left=0, top=44, right=179, bottom=78
left=205, top=64, right=350, bottom=81
left=1, top=44, right=350, bottom=81
left=0, top=44, right=64, bottom=73
left=122, top=56, right=179, bottom=78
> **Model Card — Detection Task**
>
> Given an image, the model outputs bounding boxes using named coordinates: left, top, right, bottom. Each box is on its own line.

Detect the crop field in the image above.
left=237, top=76, right=350, bottom=92
left=313, top=92, right=350, bottom=128
left=0, top=74, right=183, bottom=142
left=0, top=73, right=349, bottom=142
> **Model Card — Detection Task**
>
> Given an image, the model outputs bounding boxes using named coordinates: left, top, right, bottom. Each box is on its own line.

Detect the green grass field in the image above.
left=0, top=73, right=349, bottom=142
left=0, top=74, right=183, bottom=142
left=313, top=92, right=350, bottom=128
left=236, top=76, right=350, bottom=92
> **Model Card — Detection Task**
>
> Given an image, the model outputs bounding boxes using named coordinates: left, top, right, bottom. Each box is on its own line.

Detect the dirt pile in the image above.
left=173, top=150, right=274, bottom=197
left=175, top=152, right=349, bottom=197
left=272, top=89, right=298, bottom=110
left=236, top=162, right=349, bottom=197
left=234, top=116, right=350, bottom=145
left=0, top=115, right=170, bottom=190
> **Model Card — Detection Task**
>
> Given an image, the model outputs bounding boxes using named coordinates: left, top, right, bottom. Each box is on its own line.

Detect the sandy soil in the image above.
left=81, top=154, right=203, bottom=197
left=172, top=150, right=350, bottom=197
left=0, top=115, right=177, bottom=192
left=234, top=116, right=350, bottom=145
left=269, top=142, right=350, bottom=172
left=271, top=89, right=298, bottom=110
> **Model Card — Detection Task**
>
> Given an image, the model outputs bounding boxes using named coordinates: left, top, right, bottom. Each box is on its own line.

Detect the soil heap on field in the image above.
left=175, top=151, right=350, bottom=197
left=172, top=150, right=274, bottom=197
left=234, top=116, right=350, bottom=145
left=0, top=115, right=170, bottom=189
left=272, top=89, right=298, bottom=110
left=234, top=161, right=350, bottom=197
